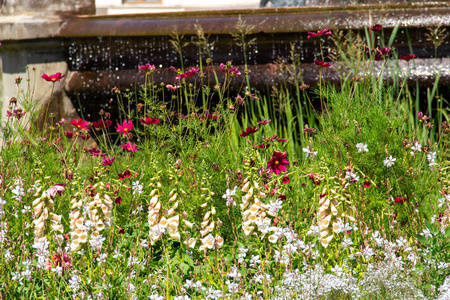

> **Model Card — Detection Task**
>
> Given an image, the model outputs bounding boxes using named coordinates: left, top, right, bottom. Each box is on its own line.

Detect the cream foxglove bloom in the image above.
left=321, top=235, right=333, bottom=248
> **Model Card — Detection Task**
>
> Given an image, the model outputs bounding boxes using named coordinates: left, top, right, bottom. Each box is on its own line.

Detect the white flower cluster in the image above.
left=69, top=190, right=112, bottom=252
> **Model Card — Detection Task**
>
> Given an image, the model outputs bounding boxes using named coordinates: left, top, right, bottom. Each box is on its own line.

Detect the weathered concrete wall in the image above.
left=1, top=0, right=95, bottom=15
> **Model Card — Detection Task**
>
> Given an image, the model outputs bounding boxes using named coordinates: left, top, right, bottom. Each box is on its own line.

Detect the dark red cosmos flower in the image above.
left=118, top=227, right=125, bottom=234
left=282, top=176, right=290, bottom=184
left=70, top=118, right=89, bottom=130
left=394, top=197, right=406, bottom=204
left=102, top=156, right=115, bottom=166
left=65, top=131, right=74, bottom=139
left=172, top=111, right=189, bottom=119
left=118, top=170, right=131, bottom=180
left=276, top=138, right=288, bottom=142
left=139, top=117, right=159, bottom=125
left=42, top=72, right=66, bottom=82
left=267, top=151, right=290, bottom=175
left=363, top=180, right=371, bottom=188
left=400, top=54, right=418, bottom=61
left=257, top=143, right=270, bottom=149
left=115, top=196, right=122, bottom=205
left=314, top=60, right=331, bottom=68
left=307, top=27, right=332, bottom=39
left=257, top=119, right=271, bottom=125
left=79, top=134, right=90, bottom=141
left=199, top=110, right=220, bottom=121
left=370, top=24, right=382, bottom=32
left=278, top=194, right=287, bottom=201
left=239, top=126, right=259, bottom=137
left=175, top=67, right=199, bottom=80
left=92, top=119, right=112, bottom=129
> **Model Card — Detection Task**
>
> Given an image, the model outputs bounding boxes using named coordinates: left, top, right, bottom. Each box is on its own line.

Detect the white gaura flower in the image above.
left=383, top=155, right=396, bottom=167
left=222, top=186, right=237, bottom=202
left=356, top=143, right=369, bottom=153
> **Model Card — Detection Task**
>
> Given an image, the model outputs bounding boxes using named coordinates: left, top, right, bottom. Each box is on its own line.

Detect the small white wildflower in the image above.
left=383, top=155, right=396, bottom=167
left=356, top=143, right=368, bottom=153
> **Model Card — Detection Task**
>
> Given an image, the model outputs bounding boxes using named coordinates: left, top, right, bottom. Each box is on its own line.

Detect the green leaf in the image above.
left=445, top=227, right=450, bottom=237
left=416, top=234, right=428, bottom=244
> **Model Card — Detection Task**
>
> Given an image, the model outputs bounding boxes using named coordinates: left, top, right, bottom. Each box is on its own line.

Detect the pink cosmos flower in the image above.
left=139, top=117, right=159, bottom=125
left=219, top=63, right=241, bottom=77
left=267, top=151, right=290, bottom=175
left=70, top=118, right=89, bottom=130
left=314, top=60, right=331, bottom=68
left=239, top=126, right=259, bottom=137
left=92, top=119, right=112, bottom=129
left=363, top=180, right=371, bottom=188
left=102, top=156, right=115, bottom=166
left=307, top=27, right=332, bottom=39
left=370, top=24, right=382, bottom=32
left=166, top=84, right=180, bottom=91
left=42, top=72, right=66, bottom=82
left=116, top=120, right=134, bottom=133
left=175, top=68, right=199, bottom=80
left=257, top=119, right=271, bottom=125
left=121, top=142, right=138, bottom=152
left=417, top=112, right=429, bottom=122
left=282, top=176, right=290, bottom=184
left=245, top=88, right=259, bottom=100
left=138, top=64, right=156, bottom=71
left=400, top=54, right=418, bottom=61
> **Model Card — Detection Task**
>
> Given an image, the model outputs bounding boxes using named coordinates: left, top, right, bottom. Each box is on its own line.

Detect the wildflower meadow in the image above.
left=1, top=24, right=450, bottom=299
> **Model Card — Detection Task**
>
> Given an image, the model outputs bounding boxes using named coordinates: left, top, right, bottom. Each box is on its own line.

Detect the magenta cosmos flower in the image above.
left=121, top=142, right=138, bottom=152
left=175, top=67, right=199, bottom=80
left=42, top=72, right=66, bottom=82
left=116, top=120, right=134, bottom=133
left=307, top=27, right=332, bottom=39
left=102, top=156, right=115, bottom=166
left=267, top=151, right=290, bottom=175
left=138, top=64, right=156, bottom=71
left=70, top=118, right=89, bottom=130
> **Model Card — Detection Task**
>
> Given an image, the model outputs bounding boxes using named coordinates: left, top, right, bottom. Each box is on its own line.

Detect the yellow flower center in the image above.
left=52, top=78, right=56, bottom=81
left=275, top=160, right=280, bottom=165
left=124, top=128, right=128, bottom=132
